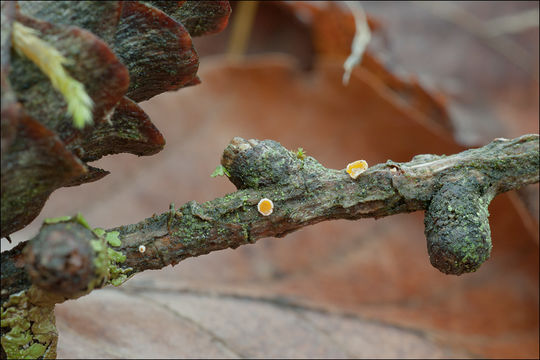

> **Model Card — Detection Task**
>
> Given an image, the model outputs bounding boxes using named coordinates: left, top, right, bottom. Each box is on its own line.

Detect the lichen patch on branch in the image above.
left=119, top=134, right=538, bottom=276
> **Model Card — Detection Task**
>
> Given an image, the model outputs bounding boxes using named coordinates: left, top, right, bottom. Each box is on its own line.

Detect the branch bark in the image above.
left=2, top=134, right=539, bottom=303
left=1, top=133, right=538, bottom=359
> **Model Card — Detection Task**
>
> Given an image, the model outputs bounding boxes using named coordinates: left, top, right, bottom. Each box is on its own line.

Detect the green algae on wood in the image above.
left=1, top=290, right=57, bottom=359
left=424, top=176, right=493, bottom=275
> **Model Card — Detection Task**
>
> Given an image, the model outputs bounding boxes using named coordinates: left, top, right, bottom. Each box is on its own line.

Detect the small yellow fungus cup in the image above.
left=346, top=160, right=368, bottom=179
left=257, top=198, right=274, bottom=216
left=139, top=245, right=146, bottom=253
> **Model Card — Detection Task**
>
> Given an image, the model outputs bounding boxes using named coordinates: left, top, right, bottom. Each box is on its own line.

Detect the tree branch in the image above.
left=2, top=134, right=539, bottom=305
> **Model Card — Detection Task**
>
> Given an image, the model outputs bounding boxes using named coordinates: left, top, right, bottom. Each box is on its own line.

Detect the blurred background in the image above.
left=3, top=1, right=539, bottom=358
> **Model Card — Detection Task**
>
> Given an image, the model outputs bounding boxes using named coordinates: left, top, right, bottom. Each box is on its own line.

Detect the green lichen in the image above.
left=90, top=229, right=132, bottom=288
left=211, top=164, right=230, bottom=178
left=92, top=227, right=106, bottom=237
left=424, top=177, right=493, bottom=275
left=108, top=247, right=130, bottom=287
left=89, top=237, right=109, bottom=290
left=242, top=224, right=251, bottom=243
left=73, top=212, right=91, bottom=230
left=171, top=202, right=218, bottom=245
left=1, top=290, right=57, bottom=359
left=105, top=231, right=121, bottom=247
left=43, top=212, right=92, bottom=232
left=43, top=215, right=71, bottom=224
left=167, top=203, right=176, bottom=232
left=296, top=147, right=306, bottom=160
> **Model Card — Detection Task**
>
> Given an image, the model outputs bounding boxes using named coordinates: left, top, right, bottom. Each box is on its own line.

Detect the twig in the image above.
left=227, top=1, right=258, bottom=60
left=342, top=1, right=371, bottom=85
left=1, top=134, right=538, bottom=358
left=2, top=133, right=538, bottom=298
left=484, top=8, right=539, bottom=37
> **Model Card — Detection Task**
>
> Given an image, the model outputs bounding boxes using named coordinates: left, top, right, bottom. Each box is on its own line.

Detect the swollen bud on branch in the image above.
left=23, top=224, right=95, bottom=296
left=424, top=176, right=494, bottom=275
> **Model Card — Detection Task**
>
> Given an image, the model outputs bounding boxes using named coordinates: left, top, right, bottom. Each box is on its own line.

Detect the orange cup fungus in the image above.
left=346, top=160, right=368, bottom=179
left=257, top=198, right=274, bottom=216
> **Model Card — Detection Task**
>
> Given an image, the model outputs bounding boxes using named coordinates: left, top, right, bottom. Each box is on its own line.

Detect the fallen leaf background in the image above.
left=2, top=1, right=538, bottom=358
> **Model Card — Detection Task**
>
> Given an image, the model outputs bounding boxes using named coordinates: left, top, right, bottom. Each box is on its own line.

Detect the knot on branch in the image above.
left=221, top=137, right=305, bottom=190
left=424, top=176, right=493, bottom=275
left=23, top=223, right=95, bottom=296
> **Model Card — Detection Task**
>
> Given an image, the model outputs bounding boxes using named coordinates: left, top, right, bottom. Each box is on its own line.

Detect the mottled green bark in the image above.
left=3, top=133, right=538, bottom=293
left=1, top=134, right=538, bottom=358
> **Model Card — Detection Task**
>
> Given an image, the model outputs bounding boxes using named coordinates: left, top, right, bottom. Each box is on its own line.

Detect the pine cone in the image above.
left=1, top=1, right=231, bottom=237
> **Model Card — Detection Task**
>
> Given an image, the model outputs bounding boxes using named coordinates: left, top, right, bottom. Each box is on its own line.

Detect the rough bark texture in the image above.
left=2, top=134, right=538, bottom=298
left=1, top=134, right=538, bottom=358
